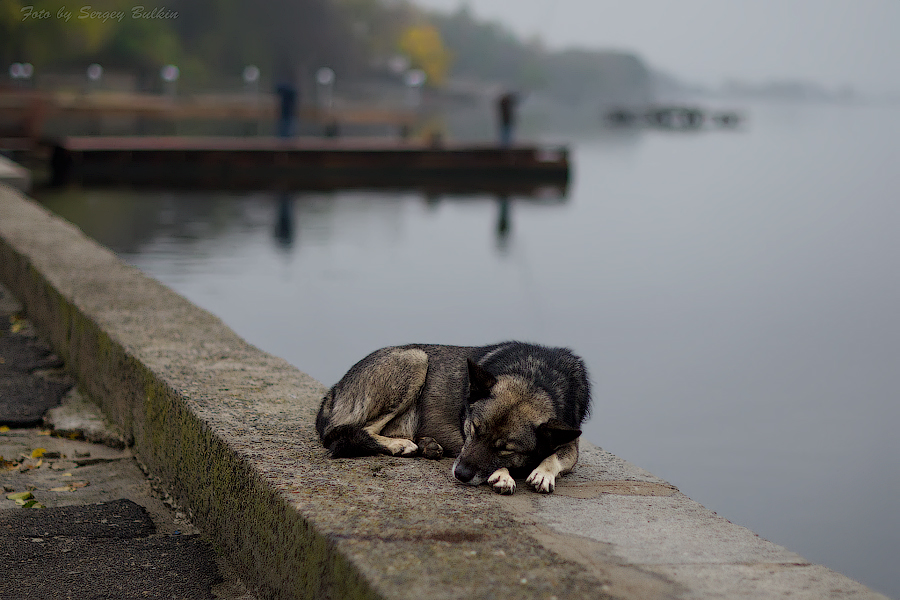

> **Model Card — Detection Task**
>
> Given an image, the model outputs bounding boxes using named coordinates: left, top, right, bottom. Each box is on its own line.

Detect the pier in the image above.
left=48, top=136, right=570, bottom=193
left=605, top=105, right=744, bottom=130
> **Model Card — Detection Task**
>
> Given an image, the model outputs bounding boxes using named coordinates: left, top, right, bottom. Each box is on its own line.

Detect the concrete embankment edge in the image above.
left=0, top=184, right=889, bottom=600
left=0, top=186, right=384, bottom=599
left=0, top=155, right=31, bottom=192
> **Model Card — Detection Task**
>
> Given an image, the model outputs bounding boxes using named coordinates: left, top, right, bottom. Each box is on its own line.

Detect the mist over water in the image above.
left=39, top=103, right=900, bottom=598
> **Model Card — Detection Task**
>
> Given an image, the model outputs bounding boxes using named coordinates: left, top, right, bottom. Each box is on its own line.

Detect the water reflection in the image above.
left=267, top=189, right=567, bottom=259
left=39, top=186, right=568, bottom=265
left=274, top=194, right=295, bottom=248
left=495, top=195, right=512, bottom=252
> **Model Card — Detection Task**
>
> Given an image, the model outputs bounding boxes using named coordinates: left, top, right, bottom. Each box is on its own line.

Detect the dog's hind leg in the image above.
left=526, top=440, right=579, bottom=493
left=359, top=349, right=428, bottom=456
left=363, top=411, right=419, bottom=456
left=321, top=348, right=428, bottom=457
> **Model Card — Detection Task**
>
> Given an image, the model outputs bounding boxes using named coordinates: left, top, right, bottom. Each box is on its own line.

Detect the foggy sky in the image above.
left=415, top=0, right=900, bottom=95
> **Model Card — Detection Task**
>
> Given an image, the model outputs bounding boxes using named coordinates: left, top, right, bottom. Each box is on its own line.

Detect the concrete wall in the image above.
left=0, top=184, right=887, bottom=600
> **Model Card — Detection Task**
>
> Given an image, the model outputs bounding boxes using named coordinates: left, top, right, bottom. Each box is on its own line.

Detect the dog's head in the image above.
left=452, top=359, right=581, bottom=486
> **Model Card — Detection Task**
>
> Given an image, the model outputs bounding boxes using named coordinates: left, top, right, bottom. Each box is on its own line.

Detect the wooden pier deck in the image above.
left=49, top=136, right=570, bottom=194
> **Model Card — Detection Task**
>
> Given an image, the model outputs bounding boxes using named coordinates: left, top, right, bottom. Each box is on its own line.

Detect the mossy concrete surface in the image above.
left=0, top=184, right=888, bottom=600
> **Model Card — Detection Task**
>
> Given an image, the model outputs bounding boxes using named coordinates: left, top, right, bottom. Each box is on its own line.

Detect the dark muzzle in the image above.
left=453, top=461, right=478, bottom=484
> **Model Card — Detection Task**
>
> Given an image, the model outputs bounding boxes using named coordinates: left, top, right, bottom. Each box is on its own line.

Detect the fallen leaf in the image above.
left=18, top=458, right=42, bottom=471
left=50, top=461, right=77, bottom=471
left=0, top=426, right=10, bottom=433
left=22, top=500, right=44, bottom=509
left=49, top=481, right=89, bottom=492
left=7, top=491, right=33, bottom=501
left=30, top=448, right=46, bottom=459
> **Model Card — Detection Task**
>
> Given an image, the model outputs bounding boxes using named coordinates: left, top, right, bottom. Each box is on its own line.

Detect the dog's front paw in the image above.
left=488, top=468, right=516, bottom=495
left=385, top=438, right=419, bottom=456
left=526, top=466, right=556, bottom=493
left=416, top=437, right=444, bottom=459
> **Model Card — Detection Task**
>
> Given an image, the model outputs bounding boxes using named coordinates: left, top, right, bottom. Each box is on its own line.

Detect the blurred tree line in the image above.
left=2, top=0, right=652, bottom=102
left=2, top=0, right=376, bottom=89
left=432, top=5, right=653, bottom=104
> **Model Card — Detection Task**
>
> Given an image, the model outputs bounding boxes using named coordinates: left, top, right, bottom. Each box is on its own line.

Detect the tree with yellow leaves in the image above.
left=398, top=24, right=452, bottom=87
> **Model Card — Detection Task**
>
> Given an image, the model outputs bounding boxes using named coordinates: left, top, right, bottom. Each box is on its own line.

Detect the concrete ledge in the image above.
left=0, top=185, right=888, bottom=600
left=0, top=156, right=31, bottom=192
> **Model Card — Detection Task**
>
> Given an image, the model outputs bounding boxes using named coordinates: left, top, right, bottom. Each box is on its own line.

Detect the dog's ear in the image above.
left=467, top=359, right=497, bottom=403
left=538, top=419, right=582, bottom=448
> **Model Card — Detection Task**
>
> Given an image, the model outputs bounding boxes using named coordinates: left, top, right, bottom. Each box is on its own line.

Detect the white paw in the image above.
left=488, top=468, right=516, bottom=495
left=526, top=466, right=556, bottom=493
left=385, top=438, right=419, bottom=456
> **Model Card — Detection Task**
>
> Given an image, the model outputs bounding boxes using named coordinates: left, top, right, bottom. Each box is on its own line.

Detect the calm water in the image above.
left=38, top=103, right=899, bottom=598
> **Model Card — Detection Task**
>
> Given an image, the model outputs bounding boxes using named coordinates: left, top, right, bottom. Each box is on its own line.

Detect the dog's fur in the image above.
left=316, top=342, right=591, bottom=494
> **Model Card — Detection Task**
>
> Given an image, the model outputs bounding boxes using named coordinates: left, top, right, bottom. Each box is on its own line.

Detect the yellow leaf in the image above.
left=0, top=426, right=9, bottom=433
left=31, top=448, right=46, bottom=459
left=6, top=491, right=33, bottom=501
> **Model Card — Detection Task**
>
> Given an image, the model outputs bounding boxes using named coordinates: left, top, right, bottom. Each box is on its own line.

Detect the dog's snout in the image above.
left=453, top=461, right=477, bottom=484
